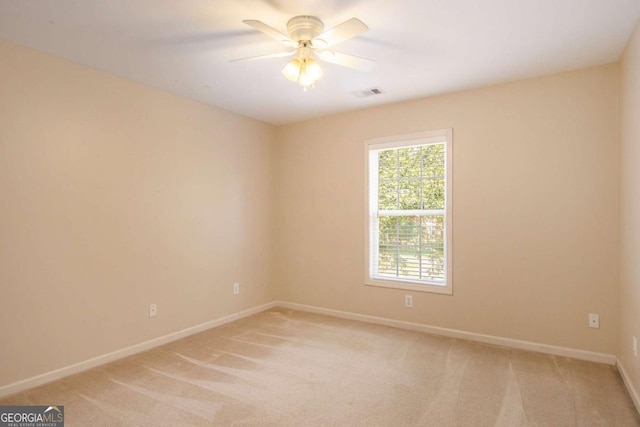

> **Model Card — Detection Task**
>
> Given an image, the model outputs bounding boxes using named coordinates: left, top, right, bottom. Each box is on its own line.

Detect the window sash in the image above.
left=371, top=212, right=446, bottom=284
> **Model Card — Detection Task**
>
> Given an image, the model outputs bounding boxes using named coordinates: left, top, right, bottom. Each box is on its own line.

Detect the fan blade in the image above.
left=314, top=18, right=368, bottom=47
left=317, top=50, right=375, bottom=72
left=242, top=20, right=298, bottom=47
left=230, top=50, right=295, bottom=63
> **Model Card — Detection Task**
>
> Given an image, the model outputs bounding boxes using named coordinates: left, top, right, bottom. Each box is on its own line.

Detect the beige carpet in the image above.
left=2, top=309, right=639, bottom=426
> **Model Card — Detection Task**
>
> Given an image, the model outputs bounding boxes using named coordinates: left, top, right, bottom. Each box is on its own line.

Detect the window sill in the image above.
left=365, top=277, right=452, bottom=295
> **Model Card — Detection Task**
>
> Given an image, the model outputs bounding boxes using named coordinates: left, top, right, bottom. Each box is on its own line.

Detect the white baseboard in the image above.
left=275, top=301, right=617, bottom=365
left=617, top=359, right=640, bottom=414
left=0, top=301, right=277, bottom=399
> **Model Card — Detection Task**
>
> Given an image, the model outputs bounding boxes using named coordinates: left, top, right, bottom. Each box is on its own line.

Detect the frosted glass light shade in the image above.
left=282, top=58, right=302, bottom=82
left=281, top=57, right=323, bottom=87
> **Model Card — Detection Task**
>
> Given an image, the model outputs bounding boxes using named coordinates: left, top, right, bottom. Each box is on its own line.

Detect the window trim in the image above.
left=364, top=129, right=453, bottom=295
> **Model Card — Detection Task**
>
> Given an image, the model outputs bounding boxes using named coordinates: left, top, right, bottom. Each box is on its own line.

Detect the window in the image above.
left=365, top=129, right=452, bottom=294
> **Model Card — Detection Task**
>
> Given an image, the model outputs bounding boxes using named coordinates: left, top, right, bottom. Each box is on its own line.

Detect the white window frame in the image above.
left=365, top=129, right=453, bottom=295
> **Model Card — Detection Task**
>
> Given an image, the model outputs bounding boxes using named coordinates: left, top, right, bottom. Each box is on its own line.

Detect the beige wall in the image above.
left=0, top=40, right=276, bottom=387
left=275, top=64, right=620, bottom=354
left=619, top=20, right=640, bottom=398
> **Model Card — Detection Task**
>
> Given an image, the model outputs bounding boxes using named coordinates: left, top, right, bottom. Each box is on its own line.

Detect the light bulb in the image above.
left=297, top=58, right=323, bottom=87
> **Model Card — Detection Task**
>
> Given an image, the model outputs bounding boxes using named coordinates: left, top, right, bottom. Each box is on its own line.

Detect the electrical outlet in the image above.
left=633, top=336, right=637, bottom=358
left=233, top=283, right=239, bottom=295
left=149, top=303, right=157, bottom=318
left=588, top=313, right=599, bottom=329
left=405, top=295, right=413, bottom=308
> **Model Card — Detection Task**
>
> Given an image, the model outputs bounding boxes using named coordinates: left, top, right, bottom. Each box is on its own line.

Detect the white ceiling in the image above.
left=1, top=0, right=639, bottom=125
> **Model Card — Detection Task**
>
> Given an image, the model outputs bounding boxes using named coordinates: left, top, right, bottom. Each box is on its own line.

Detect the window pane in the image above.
left=423, top=143, right=445, bottom=177
left=397, top=216, right=420, bottom=246
left=378, top=180, right=398, bottom=210
left=379, top=216, right=398, bottom=244
left=380, top=143, right=446, bottom=211
left=422, top=178, right=445, bottom=210
left=379, top=149, right=398, bottom=180
left=421, top=215, right=445, bottom=280
left=378, top=245, right=398, bottom=276
left=398, top=178, right=421, bottom=210
left=399, top=147, right=421, bottom=178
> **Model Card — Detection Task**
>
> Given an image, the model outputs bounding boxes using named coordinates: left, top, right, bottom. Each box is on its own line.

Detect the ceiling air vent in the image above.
left=351, top=87, right=385, bottom=99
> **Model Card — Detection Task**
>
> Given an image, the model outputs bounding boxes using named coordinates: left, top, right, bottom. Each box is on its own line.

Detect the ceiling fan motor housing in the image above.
left=287, top=16, right=324, bottom=42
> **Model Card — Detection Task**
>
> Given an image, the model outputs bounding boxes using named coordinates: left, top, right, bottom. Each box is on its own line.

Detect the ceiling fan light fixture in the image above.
left=240, top=16, right=374, bottom=88
left=282, top=57, right=323, bottom=88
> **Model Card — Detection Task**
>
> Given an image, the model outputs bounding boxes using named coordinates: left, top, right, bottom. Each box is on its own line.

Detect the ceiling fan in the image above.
left=232, top=15, right=375, bottom=89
